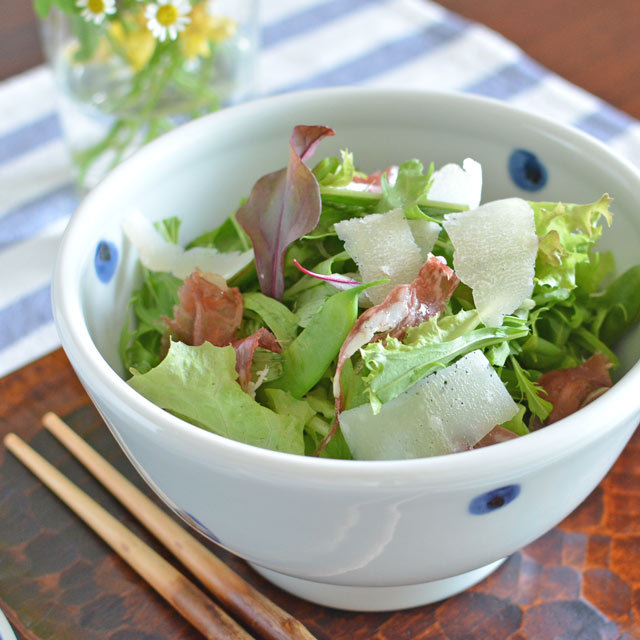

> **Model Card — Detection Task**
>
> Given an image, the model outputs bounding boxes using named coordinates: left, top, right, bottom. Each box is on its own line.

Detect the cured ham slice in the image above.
left=164, top=269, right=243, bottom=347
left=537, top=353, right=612, bottom=425
left=474, top=426, right=519, bottom=448
left=348, top=166, right=398, bottom=193
left=165, top=269, right=280, bottom=395
left=232, top=328, right=282, bottom=393
left=332, top=254, right=459, bottom=410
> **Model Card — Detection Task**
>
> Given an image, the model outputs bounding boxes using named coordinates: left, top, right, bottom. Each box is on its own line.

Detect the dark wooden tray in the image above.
left=1, top=349, right=639, bottom=639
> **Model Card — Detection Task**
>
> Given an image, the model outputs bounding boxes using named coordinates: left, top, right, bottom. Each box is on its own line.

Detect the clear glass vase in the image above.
left=40, top=0, right=259, bottom=192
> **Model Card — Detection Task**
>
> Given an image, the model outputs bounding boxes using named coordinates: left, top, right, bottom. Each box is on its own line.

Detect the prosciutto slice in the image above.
left=536, top=353, right=613, bottom=425
left=473, top=426, right=519, bottom=449
left=332, top=254, right=460, bottom=412
left=232, top=328, right=282, bottom=393
left=348, top=166, right=398, bottom=193
left=165, top=269, right=280, bottom=394
left=164, top=269, right=243, bottom=347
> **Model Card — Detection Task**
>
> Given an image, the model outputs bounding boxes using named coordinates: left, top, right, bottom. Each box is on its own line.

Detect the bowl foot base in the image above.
left=249, top=558, right=506, bottom=612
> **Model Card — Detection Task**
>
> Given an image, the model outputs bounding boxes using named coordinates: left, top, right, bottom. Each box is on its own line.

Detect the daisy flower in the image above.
left=145, top=0, right=192, bottom=42
left=76, top=0, right=116, bottom=25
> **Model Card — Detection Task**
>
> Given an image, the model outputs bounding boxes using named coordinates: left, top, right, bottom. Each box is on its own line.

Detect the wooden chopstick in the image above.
left=3, top=433, right=253, bottom=640
left=41, top=412, right=317, bottom=640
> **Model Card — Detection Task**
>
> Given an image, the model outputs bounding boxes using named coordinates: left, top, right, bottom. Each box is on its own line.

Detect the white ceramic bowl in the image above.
left=52, top=89, right=640, bottom=611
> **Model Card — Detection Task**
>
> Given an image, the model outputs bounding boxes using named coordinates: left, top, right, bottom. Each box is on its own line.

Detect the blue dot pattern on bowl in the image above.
left=94, top=240, right=118, bottom=283
left=179, top=510, right=221, bottom=544
left=508, top=149, right=548, bottom=191
left=469, top=484, right=521, bottom=515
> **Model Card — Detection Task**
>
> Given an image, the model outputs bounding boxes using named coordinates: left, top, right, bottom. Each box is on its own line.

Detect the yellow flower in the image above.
left=179, top=3, right=236, bottom=60
left=109, top=19, right=157, bottom=71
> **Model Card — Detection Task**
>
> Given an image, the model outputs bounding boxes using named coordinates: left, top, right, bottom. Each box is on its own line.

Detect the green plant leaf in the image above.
left=129, top=341, right=304, bottom=454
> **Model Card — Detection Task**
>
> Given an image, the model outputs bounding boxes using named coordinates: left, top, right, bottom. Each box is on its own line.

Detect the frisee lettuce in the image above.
left=119, top=130, right=640, bottom=459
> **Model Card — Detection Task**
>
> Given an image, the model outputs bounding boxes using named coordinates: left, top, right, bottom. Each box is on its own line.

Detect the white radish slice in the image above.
left=123, top=210, right=253, bottom=281
left=443, top=198, right=538, bottom=327
left=334, top=208, right=424, bottom=306
left=428, top=158, right=482, bottom=209
left=339, top=350, right=518, bottom=460
left=407, top=219, right=441, bottom=259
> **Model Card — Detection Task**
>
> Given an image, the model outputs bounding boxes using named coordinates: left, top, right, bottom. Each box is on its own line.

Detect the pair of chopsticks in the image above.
left=3, top=413, right=317, bottom=640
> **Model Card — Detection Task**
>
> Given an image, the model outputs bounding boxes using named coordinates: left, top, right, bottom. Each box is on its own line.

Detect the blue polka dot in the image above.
left=94, top=240, right=118, bottom=283
left=508, top=149, right=548, bottom=191
left=469, top=484, right=520, bottom=514
left=180, top=510, right=220, bottom=544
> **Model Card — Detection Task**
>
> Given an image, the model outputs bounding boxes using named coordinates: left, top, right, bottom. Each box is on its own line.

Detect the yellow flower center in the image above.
left=156, top=4, right=179, bottom=26
left=88, top=0, right=105, bottom=13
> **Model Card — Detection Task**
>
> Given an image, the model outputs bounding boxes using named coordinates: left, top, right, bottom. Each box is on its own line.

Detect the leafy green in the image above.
left=362, top=312, right=529, bottom=410
left=591, top=265, right=640, bottom=346
left=263, top=387, right=352, bottom=458
left=242, top=292, right=299, bottom=343
left=236, top=125, right=334, bottom=300
left=377, top=159, right=433, bottom=218
left=251, top=349, right=284, bottom=384
left=508, top=355, right=552, bottom=422
left=268, top=281, right=380, bottom=399
left=532, top=195, right=613, bottom=290
left=575, top=250, right=614, bottom=294
left=291, top=283, right=336, bottom=328
left=128, top=341, right=304, bottom=454
left=313, top=150, right=356, bottom=187
left=186, top=208, right=251, bottom=252
left=500, top=404, right=529, bottom=436
left=263, top=388, right=315, bottom=429
left=283, top=252, right=352, bottom=300
left=154, top=216, right=181, bottom=244
left=283, top=251, right=356, bottom=328
left=120, top=268, right=182, bottom=375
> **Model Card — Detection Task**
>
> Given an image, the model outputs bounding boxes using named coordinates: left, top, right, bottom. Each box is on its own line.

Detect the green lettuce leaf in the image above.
left=532, top=195, right=613, bottom=290
left=263, top=388, right=352, bottom=459
left=128, top=341, right=304, bottom=454
left=120, top=268, right=182, bottom=375
left=377, top=159, right=433, bottom=218
left=153, top=217, right=181, bottom=244
left=361, top=311, right=529, bottom=410
left=507, top=355, right=552, bottom=422
left=242, top=292, right=299, bottom=343
left=500, top=404, right=529, bottom=436
left=313, top=149, right=356, bottom=187
left=186, top=208, right=251, bottom=253
left=591, top=265, right=640, bottom=346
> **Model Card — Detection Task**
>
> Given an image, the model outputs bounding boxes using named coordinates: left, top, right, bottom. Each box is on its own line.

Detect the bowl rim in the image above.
left=53, top=86, right=640, bottom=486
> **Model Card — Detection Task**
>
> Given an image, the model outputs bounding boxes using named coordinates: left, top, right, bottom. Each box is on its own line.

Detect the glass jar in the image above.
left=39, top=0, right=259, bottom=191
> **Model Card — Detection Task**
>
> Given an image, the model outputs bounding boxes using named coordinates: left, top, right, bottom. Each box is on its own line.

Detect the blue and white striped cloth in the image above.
left=1, top=0, right=640, bottom=378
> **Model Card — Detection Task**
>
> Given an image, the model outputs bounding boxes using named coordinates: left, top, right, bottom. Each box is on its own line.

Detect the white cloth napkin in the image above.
left=1, top=0, right=639, bottom=377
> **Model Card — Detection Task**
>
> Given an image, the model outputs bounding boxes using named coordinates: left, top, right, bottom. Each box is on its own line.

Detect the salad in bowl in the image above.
left=119, top=124, right=640, bottom=461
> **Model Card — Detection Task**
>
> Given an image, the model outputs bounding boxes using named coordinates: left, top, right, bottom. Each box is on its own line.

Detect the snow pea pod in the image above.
left=268, top=281, right=380, bottom=399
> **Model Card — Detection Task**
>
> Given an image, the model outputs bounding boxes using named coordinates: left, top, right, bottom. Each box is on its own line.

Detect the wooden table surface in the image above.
left=2, top=2, right=640, bottom=639
left=1, top=351, right=640, bottom=640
